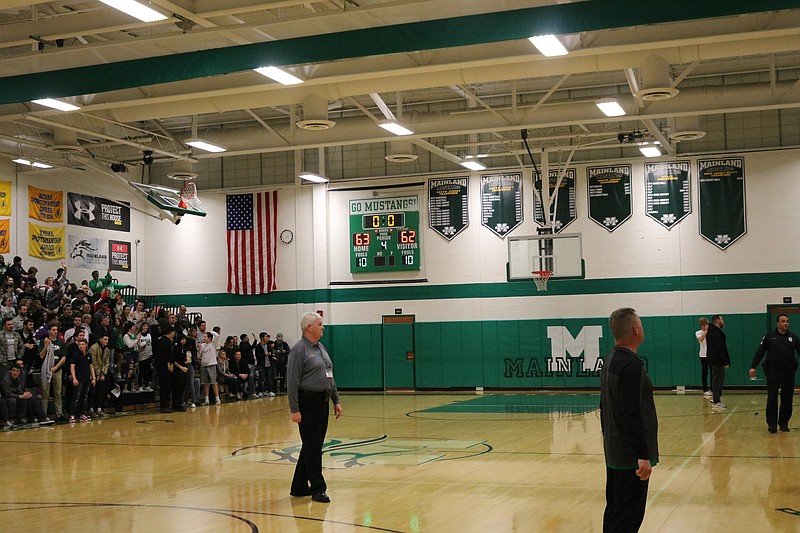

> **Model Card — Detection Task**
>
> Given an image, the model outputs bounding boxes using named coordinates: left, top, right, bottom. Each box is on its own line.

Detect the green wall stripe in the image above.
left=154, top=270, right=800, bottom=308
left=1, top=1, right=798, bottom=103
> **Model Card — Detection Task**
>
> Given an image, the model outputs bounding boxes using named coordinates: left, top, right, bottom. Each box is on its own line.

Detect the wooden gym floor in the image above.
left=0, top=391, right=798, bottom=532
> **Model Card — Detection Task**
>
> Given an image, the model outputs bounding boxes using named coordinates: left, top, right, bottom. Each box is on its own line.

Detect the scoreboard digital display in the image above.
left=349, top=197, right=420, bottom=273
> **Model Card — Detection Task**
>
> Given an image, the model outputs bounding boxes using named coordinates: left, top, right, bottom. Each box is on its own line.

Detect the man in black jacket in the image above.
left=600, top=307, right=658, bottom=533
left=749, top=314, right=800, bottom=433
left=153, top=326, right=176, bottom=413
left=706, top=315, right=731, bottom=409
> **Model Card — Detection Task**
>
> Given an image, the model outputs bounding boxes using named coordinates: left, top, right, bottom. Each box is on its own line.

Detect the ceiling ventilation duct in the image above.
left=296, top=93, right=336, bottom=131
left=669, top=116, right=706, bottom=142
left=635, top=55, right=679, bottom=101
left=385, top=140, right=418, bottom=163
left=50, top=127, right=84, bottom=153
left=167, top=159, right=198, bottom=180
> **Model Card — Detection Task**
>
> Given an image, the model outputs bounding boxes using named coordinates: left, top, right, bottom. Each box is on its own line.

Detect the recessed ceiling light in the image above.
left=253, top=66, right=304, bottom=85
left=185, top=138, right=226, bottom=153
left=528, top=35, right=568, bottom=57
left=459, top=160, right=487, bottom=171
left=596, top=99, right=626, bottom=117
left=378, top=120, right=414, bottom=136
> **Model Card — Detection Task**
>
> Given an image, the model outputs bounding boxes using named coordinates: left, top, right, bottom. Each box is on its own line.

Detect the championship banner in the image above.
left=109, top=240, right=131, bottom=272
left=698, top=157, right=746, bottom=249
left=67, top=192, right=131, bottom=232
left=429, top=177, right=469, bottom=240
left=0, top=181, right=11, bottom=217
left=28, top=222, right=65, bottom=259
left=644, top=161, right=691, bottom=229
left=481, top=173, right=523, bottom=238
left=534, top=168, right=576, bottom=233
left=0, top=219, right=9, bottom=254
left=28, top=186, right=63, bottom=223
left=67, top=235, right=108, bottom=269
left=587, top=165, right=632, bottom=232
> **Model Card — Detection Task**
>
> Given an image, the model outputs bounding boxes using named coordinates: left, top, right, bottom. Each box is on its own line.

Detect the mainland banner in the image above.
left=429, top=177, right=469, bottom=240
left=28, top=186, right=63, bottom=223
left=29, top=222, right=65, bottom=259
left=587, top=165, right=632, bottom=232
left=67, top=192, right=131, bottom=232
left=534, top=168, right=576, bottom=232
left=0, top=219, right=9, bottom=254
left=67, top=235, right=109, bottom=269
left=644, top=161, right=691, bottom=229
left=698, top=157, right=746, bottom=249
left=480, top=173, right=523, bottom=238
left=0, top=181, right=11, bottom=217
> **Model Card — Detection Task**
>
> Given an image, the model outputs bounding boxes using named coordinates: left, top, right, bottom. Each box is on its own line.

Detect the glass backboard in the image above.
left=508, top=233, right=584, bottom=280
left=129, top=182, right=206, bottom=217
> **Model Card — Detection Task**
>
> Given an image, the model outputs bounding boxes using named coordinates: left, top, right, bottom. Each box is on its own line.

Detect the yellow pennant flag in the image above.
left=0, top=181, right=11, bottom=217
left=28, top=222, right=65, bottom=259
left=0, top=219, right=9, bottom=254
left=28, top=185, right=63, bottom=222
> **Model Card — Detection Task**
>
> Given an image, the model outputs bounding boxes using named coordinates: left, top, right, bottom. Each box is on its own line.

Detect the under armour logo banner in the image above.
left=67, top=192, right=130, bottom=232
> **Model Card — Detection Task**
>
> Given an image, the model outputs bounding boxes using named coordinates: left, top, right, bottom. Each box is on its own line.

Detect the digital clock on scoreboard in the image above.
left=349, top=200, right=420, bottom=273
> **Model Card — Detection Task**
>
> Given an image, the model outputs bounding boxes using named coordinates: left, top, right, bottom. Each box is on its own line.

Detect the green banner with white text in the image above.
left=698, top=157, right=746, bottom=249
left=587, top=165, right=632, bottom=232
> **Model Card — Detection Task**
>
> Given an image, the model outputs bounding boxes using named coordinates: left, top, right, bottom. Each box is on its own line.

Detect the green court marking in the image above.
left=422, top=394, right=600, bottom=415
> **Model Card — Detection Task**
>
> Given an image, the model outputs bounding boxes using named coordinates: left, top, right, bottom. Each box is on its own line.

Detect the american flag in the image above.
left=226, top=191, right=278, bottom=295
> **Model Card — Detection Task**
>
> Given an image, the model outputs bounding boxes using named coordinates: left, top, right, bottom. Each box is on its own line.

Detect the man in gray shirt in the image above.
left=287, top=312, right=342, bottom=503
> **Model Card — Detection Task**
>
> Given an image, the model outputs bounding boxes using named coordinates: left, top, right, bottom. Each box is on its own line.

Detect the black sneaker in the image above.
left=780, top=426, right=790, bottom=432
left=769, top=427, right=778, bottom=433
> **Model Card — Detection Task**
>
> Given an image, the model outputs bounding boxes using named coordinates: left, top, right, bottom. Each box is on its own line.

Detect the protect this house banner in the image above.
left=698, top=158, right=746, bottom=249
left=481, top=173, right=523, bottom=238
left=429, top=177, right=469, bottom=240
left=67, top=192, right=131, bottom=232
left=28, top=186, right=63, bottom=223
left=587, top=165, right=632, bottom=232
left=645, top=161, right=691, bottom=229
left=533, top=168, right=576, bottom=233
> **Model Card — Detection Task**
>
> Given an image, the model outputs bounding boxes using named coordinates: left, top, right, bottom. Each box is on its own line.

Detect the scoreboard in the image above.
left=349, top=196, right=420, bottom=273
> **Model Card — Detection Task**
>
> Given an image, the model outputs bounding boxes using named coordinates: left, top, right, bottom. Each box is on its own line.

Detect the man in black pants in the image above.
left=706, top=314, right=731, bottom=410
left=287, top=312, right=342, bottom=503
left=154, top=326, right=176, bottom=413
left=600, top=307, right=659, bottom=533
left=750, top=314, right=800, bottom=433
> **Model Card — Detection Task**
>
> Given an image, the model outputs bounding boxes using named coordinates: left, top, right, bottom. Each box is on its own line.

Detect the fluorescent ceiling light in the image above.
left=464, top=154, right=489, bottom=159
left=32, top=98, right=81, bottom=111
left=185, top=138, right=227, bottom=153
left=299, top=172, right=329, bottom=183
left=253, top=66, right=304, bottom=85
left=596, top=99, right=626, bottom=117
left=528, top=35, right=568, bottom=57
left=459, top=160, right=487, bottom=171
left=13, top=158, right=53, bottom=169
left=378, top=120, right=414, bottom=136
left=639, top=143, right=663, bottom=158
left=99, top=0, right=167, bottom=22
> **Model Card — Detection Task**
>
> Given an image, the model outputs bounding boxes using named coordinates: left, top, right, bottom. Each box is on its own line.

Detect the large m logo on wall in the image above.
left=547, top=326, right=604, bottom=373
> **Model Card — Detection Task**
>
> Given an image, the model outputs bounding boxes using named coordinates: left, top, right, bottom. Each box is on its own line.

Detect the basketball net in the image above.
left=178, top=181, right=201, bottom=210
left=531, top=270, right=552, bottom=292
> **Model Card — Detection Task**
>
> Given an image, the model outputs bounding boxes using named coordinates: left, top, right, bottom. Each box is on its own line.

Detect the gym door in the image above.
left=382, top=315, right=415, bottom=389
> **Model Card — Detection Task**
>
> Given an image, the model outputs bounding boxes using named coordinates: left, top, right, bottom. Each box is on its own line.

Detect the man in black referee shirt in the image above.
left=749, top=314, right=800, bottom=433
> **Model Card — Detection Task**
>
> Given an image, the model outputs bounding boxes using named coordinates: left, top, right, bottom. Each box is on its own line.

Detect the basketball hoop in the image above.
left=531, top=270, right=552, bottom=292
left=178, top=181, right=201, bottom=210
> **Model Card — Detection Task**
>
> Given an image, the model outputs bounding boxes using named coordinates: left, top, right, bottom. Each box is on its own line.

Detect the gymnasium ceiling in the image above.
left=1, top=0, right=800, bottom=182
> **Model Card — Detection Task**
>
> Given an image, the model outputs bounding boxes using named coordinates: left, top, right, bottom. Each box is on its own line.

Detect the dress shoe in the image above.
left=780, top=426, right=790, bottom=432
left=159, top=408, right=173, bottom=413
left=290, top=489, right=311, bottom=497
left=311, top=492, right=330, bottom=503
left=769, top=427, right=778, bottom=433
left=175, top=406, right=187, bottom=412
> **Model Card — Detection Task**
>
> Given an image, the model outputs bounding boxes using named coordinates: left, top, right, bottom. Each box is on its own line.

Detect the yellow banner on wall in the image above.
left=29, top=186, right=63, bottom=222
left=0, top=219, right=9, bottom=254
left=0, top=181, right=11, bottom=217
left=29, top=222, right=65, bottom=259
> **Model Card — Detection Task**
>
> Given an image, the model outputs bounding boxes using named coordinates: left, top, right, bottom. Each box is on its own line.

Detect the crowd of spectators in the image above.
left=0, top=255, right=290, bottom=429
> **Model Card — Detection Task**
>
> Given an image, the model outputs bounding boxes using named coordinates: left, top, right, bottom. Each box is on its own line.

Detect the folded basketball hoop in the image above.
left=531, top=270, right=552, bottom=292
